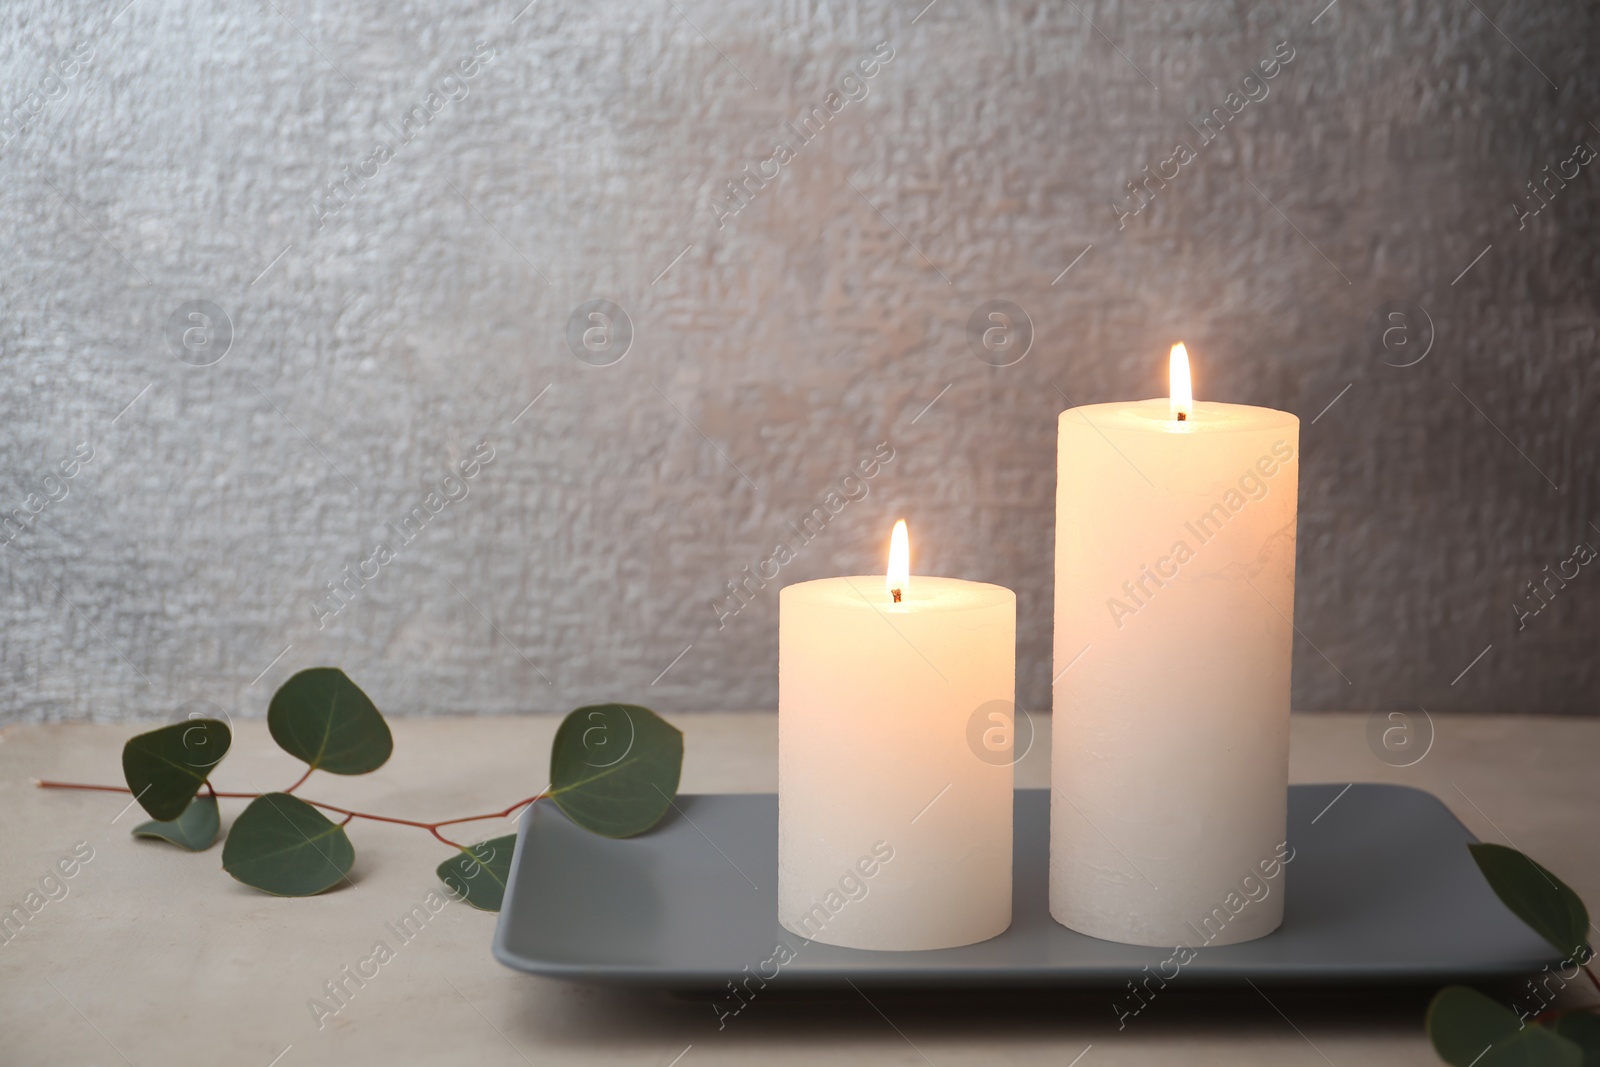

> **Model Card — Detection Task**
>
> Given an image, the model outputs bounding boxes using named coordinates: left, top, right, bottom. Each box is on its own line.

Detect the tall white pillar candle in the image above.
left=780, top=522, right=1016, bottom=950
left=1051, top=345, right=1300, bottom=947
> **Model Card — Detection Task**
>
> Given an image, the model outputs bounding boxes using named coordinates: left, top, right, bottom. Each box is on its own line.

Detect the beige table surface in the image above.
left=3, top=711, right=1597, bottom=1067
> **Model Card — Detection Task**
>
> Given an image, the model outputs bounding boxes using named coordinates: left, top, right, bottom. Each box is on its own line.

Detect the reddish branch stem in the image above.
left=36, top=779, right=544, bottom=852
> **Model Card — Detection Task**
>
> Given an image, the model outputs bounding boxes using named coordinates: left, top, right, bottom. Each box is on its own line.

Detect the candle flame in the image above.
left=887, top=520, right=910, bottom=603
left=1169, top=342, right=1192, bottom=421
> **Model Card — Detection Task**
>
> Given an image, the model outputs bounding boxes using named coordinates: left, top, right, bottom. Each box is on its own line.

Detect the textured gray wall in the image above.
left=2, top=0, right=1596, bottom=723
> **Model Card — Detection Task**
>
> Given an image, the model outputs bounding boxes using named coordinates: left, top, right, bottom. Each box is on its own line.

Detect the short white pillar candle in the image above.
left=779, top=522, right=1017, bottom=950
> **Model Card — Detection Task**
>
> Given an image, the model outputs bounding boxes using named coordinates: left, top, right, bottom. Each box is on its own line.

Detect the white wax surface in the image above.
left=779, top=576, right=1016, bottom=950
left=1052, top=399, right=1300, bottom=948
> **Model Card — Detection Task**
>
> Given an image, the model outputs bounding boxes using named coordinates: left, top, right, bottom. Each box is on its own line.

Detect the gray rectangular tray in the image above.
left=492, top=784, right=1557, bottom=989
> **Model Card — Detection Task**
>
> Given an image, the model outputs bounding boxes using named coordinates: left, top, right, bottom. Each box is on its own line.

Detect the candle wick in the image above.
left=1177, top=412, right=1187, bottom=421
left=891, top=588, right=902, bottom=603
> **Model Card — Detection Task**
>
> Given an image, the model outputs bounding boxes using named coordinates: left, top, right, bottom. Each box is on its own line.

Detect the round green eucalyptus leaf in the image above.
left=1427, top=986, right=1582, bottom=1067
left=1552, top=1012, right=1600, bottom=1066
left=267, top=667, right=392, bottom=775
left=437, top=835, right=517, bottom=912
left=549, top=703, right=683, bottom=838
left=133, top=794, right=220, bottom=851
left=1469, top=843, right=1592, bottom=961
left=221, top=793, right=354, bottom=896
left=122, top=718, right=232, bottom=821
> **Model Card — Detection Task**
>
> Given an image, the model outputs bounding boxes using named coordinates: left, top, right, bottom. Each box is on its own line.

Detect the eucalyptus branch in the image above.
left=37, top=667, right=683, bottom=911
left=1429, top=845, right=1600, bottom=1064
left=36, top=779, right=544, bottom=851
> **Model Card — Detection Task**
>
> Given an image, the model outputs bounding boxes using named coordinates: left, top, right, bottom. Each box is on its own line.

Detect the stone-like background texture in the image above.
left=2, top=0, right=1596, bottom=723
